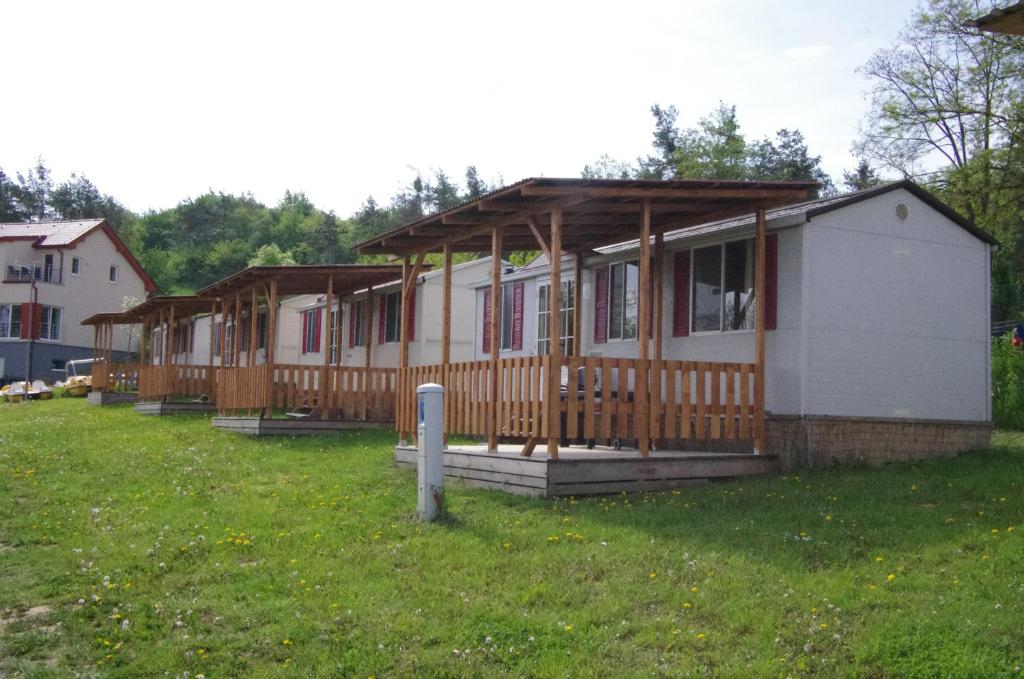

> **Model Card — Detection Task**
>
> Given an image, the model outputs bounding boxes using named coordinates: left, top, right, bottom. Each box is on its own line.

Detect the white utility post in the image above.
left=416, top=383, right=444, bottom=521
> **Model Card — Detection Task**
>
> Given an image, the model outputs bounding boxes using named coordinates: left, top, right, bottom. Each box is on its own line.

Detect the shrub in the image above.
left=991, top=335, right=1024, bottom=429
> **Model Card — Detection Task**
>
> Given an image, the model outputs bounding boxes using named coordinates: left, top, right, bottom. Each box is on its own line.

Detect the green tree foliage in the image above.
left=842, top=159, right=885, bottom=192
left=856, top=0, right=1024, bottom=318
left=586, top=103, right=836, bottom=195
left=248, top=243, right=298, bottom=266
left=0, top=168, right=28, bottom=222
left=16, top=157, right=54, bottom=220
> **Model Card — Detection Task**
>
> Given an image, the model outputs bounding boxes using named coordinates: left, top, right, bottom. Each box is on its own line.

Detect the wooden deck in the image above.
left=212, top=416, right=388, bottom=436
left=134, top=401, right=217, bottom=416
left=394, top=443, right=779, bottom=497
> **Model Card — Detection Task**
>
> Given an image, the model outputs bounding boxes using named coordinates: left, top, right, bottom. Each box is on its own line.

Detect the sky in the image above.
left=2, top=0, right=922, bottom=217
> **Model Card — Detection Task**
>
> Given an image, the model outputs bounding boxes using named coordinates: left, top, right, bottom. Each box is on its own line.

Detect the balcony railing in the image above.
left=4, top=261, right=59, bottom=284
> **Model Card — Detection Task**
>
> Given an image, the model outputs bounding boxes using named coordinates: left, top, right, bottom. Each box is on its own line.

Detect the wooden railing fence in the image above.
left=92, top=362, right=139, bottom=393
left=138, top=365, right=213, bottom=401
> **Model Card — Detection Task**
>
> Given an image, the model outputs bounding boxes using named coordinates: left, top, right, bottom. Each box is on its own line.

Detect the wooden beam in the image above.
left=233, top=294, right=242, bottom=370
left=573, top=254, right=583, bottom=356
left=265, top=281, right=277, bottom=418
left=442, top=245, right=452, bottom=366
left=526, top=216, right=551, bottom=259
left=546, top=208, right=562, bottom=459
left=208, top=302, right=217, bottom=401
left=488, top=227, right=503, bottom=453
left=754, top=208, right=767, bottom=455
left=636, top=202, right=651, bottom=457
left=520, top=185, right=810, bottom=200
left=321, top=273, right=333, bottom=414
left=399, top=257, right=411, bottom=445
left=403, top=251, right=426, bottom=300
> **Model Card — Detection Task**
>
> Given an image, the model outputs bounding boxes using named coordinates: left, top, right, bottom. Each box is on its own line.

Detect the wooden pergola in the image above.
left=195, top=264, right=406, bottom=418
left=83, top=295, right=213, bottom=398
left=357, top=177, right=816, bottom=458
left=972, top=1, right=1024, bottom=35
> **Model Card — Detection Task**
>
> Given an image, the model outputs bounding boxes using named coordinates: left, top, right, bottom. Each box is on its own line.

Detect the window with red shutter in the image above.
left=481, top=289, right=491, bottom=354
left=313, top=308, right=322, bottom=353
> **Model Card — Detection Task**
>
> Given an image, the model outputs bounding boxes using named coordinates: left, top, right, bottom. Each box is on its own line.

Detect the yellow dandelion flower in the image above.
left=564, top=624, right=573, bottom=632
left=690, top=586, right=699, bottom=593
left=886, top=574, right=896, bottom=582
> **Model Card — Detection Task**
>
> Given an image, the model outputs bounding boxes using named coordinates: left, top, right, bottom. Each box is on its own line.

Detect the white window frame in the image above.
left=689, top=236, right=757, bottom=336
left=71, top=256, right=81, bottom=276
left=497, top=282, right=515, bottom=352
left=329, top=308, right=339, bottom=363
left=42, top=254, right=57, bottom=284
left=537, top=278, right=575, bottom=355
left=0, top=304, right=22, bottom=339
left=109, top=265, right=119, bottom=283
left=39, top=305, right=62, bottom=341
left=301, top=309, right=319, bottom=354
left=350, top=300, right=366, bottom=348
left=383, top=291, right=401, bottom=344
left=605, top=259, right=639, bottom=342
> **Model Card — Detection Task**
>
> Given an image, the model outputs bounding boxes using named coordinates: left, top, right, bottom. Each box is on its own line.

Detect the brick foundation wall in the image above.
left=765, top=415, right=993, bottom=471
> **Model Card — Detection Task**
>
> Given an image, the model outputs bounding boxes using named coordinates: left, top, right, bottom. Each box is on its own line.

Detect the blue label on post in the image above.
left=418, top=396, right=425, bottom=425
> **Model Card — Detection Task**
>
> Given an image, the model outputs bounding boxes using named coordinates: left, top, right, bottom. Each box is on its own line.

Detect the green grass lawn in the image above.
left=1, top=400, right=1022, bottom=677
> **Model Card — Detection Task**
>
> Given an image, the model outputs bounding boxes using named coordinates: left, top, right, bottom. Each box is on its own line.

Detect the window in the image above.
left=51, top=359, right=67, bottom=371
left=212, top=322, right=223, bottom=357
left=43, top=254, right=57, bottom=283
left=39, top=306, right=61, bottom=341
left=223, top=323, right=233, bottom=365
left=607, top=260, right=639, bottom=341
left=692, top=239, right=755, bottom=333
left=0, top=304, right=22, bottom=338
left=383, top=291, right=401, bottom=344
left=109, top=265, right=118, bottom=283
left=329, top=308, right=339, bottom=363
left=538, top=280, right=575, bottom=355
left=350, top=300, right=366, bottom=348
left=302, top=308, right=321, bottom=354
left=71, top=257, right=81, bottom=276
left=240, top=313, right=251, bottom=352
left=257, top=310, right=268, bottom=350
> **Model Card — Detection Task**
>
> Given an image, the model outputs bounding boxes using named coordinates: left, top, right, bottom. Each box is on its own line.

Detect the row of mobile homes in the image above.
left=355, top=178, right=994, bottom=494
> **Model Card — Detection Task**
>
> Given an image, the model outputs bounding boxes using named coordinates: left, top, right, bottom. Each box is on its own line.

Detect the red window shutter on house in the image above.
left=593, top=266, right=608, bottom=343
left=32, top=303, right=42, bottom=340
left=313, top=308, right=322, bottom=352
left=481, top=290, right=492, bottom=354
left=407, top=289, right=416, bottom=342
left=765, top=233, right=778, bottom=331
left=378, top=296, right=386, bottom=344
left=672, top=251, right=690, bottom=337
left=348, top=303, right=357, bottom=348
left=19, top=303, right=30, bottom=339
left=512, top=281, right=524, bottom=350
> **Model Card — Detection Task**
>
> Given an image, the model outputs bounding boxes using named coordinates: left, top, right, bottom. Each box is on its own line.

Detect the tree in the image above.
left=856, top=0, right=1024, bottom=318
left=748, top=129, right=837, bottom=196
left=16, top=157, right=54, bottom=221
left=0, top=168, right=28, bottom=222
left=49, top=173, right=104, bottom=218
left=429, top=170, right=462, bottom=211
left=248, top=243, right=297, bottom=266
left=313, top=211, right=340, bottom=264
left=465, top=166, right=488, bottom=198
left=581, top=154, right=634, bottom=179
left=842, top=159, right=885, bottom=192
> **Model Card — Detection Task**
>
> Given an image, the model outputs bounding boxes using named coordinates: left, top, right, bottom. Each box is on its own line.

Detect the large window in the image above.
left=302, top=309, right=320, bottom=354
left=607, top=260, right=639, bottom=341
left=350, top=300, right=366, bottom=347
left=329, top=308, right=339, bottom=363
left=43, top=254, right=57, bottom=283
left=537, top=280, right=574, bottom=355
left=212, top=322, right=223, bottom=357
left=383, top=291, right=401, bottom=343
left=257, top=310, right=268, bottom=351
left=39, top=306, right=61, bottom=341
left=692, top=239, right=755, bottom=333
left=0, top=304, right=21, bottom=338
left=71, top=257, right=81, bottom=276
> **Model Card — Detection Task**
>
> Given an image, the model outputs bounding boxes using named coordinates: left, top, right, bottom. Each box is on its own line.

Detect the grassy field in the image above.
left=0, top=399, right=1022, bottom=678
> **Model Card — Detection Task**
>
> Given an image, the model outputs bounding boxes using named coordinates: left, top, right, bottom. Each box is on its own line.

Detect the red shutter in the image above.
left=765, top=233, right=778, bottom=331
left=378, top=296, right=386, bottom=344
left=32, top=303, right=43, bottom=340
left=593, top=266, right=608, bottom=343
left=314, top=308, right=322, bottom=352
left=672, top=251, right=690, bottom=337
left=348, top=303, right=357, bottom=348
left=407, top=289, right=416, bottom=342
left=481, top=290, right=492, bottom=353
left=512, top=281, right=524, bottom=350
left=19, top=303, right=30, bottom=339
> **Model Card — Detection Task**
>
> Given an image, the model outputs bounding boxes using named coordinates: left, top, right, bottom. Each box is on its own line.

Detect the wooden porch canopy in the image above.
left=355, top=177, right=817, bottom=458
left=194, top=264, right=409, bottom=417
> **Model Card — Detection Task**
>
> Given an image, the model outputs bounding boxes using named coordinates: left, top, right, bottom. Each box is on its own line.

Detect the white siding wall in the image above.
left=802, top=188, right=990, bottom=421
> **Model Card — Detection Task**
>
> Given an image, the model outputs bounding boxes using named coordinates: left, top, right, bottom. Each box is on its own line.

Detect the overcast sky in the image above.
left=3, top=0, right=920, bottom=216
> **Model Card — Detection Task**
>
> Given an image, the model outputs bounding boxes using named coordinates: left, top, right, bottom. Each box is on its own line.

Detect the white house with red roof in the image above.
left=0, top=219, right=156, bottom=383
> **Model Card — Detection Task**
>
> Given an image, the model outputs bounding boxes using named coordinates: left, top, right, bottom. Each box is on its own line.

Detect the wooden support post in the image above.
left=218, top=301, right=227, bottom=366
left=573, top=253, right=583, bottom=356
left=636, top=202, right=651, bottom=457
left=363, top=290, right=373, bottom=421
left=233, top=293, right=242, bottom=370
left=754, top=207, right=767, bottom=455
left=249, top=287, right=258, bottom=369
left=651, top=231, right=664, bottom=448
left=399, top=258, right=411, bottom=445
left=488, top=227, right=503, bottom=453
left=321, top=274, right=333, bottom=414
left=208, top=302, right=217, bottom=401
left=442, top=245, right=453, bottom=444
left=265, top=280, right=278, bottom=418
left=546, top=209, right=562, bottom=459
